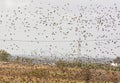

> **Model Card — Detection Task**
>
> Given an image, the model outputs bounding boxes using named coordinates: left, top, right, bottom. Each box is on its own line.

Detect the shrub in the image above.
left=0, top=49, right=10, bottom=62
left=55, top=60, right=82, bottom=68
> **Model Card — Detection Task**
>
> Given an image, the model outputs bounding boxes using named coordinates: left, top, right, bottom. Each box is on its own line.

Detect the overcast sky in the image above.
left=0, top=0, right=120, bottom=58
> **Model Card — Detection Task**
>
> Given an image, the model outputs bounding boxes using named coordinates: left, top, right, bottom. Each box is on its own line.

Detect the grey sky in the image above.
left=0, top=0, right=120, bottom=58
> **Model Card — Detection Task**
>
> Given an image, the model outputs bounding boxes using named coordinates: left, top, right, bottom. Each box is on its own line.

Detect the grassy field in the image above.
left=0, top=62, right=120, bottom=83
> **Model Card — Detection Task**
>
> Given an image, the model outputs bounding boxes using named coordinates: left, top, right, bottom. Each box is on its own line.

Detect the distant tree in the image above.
left=0, top=49, right=10, bottom=62
left=113, top=57, right=120, bottom=64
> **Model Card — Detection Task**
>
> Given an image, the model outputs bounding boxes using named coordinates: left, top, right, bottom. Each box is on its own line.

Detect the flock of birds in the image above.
left=0, top=0, right=120, bottom=59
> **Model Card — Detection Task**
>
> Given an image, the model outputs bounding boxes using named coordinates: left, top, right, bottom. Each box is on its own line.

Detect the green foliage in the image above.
left=55, top=60, right=82, bottom=68
left=56, top=60, right=104, bottom=69
left=0, top=50, right=10, bottom=62
left=113, top=56, right=120, bottom=64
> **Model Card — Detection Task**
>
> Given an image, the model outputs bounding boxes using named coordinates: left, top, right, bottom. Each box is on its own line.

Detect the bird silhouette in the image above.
left=0, top=0, right=120, bottom=60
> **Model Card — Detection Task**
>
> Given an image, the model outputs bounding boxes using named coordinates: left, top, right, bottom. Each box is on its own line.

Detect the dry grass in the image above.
left=0, top=62, right=120, bottom=83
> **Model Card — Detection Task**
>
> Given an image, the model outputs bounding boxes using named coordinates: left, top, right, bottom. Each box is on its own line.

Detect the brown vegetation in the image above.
left=0, top=62, right=119, bottom=83
left=0, top=50, right=120, bottom=83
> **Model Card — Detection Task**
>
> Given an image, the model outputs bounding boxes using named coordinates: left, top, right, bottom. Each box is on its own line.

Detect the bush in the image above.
left=55, top=60, right=67, bottom=67
left=55, top=60, right=82, bottom=68
left=0, top=50, right=10, bottom=62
